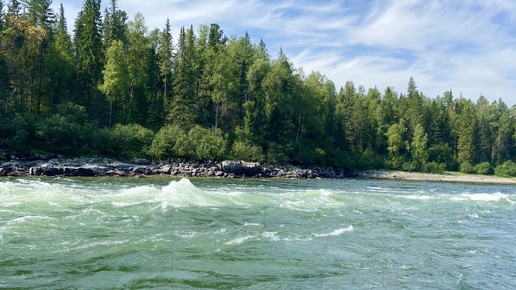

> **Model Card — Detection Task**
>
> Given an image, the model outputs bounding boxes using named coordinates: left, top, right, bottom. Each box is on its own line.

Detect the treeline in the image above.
left=2, top=0, right=516, bottom=176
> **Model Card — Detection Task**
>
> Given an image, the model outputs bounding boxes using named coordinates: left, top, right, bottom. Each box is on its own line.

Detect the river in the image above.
left=1, top=177, right=515, bottom=289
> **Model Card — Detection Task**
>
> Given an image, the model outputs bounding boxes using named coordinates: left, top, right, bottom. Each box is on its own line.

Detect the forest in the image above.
left=2, top=0, right=516, bottom=176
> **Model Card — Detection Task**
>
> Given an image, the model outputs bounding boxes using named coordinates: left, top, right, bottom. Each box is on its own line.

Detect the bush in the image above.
left=164, top=125, right=228, bottom=161
left=459, top=161, right=475, bottom=174
left=266, top=143, right=289, bottom=165
left=425, top=161, right=445, bottom=173
left=232, top=141, right=264, bottom=162
left=494, top=160, right=516, bottom=177
left=110, top=123, right=155, bottom=158
left=475, top=162, right=493, bottom=175
left=148, top=125, right=186, bottom=160
left=187, top=126, right=227, bottom=160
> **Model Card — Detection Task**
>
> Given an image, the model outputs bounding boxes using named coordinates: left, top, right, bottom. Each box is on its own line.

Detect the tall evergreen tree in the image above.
left=170, top=26, right=196, bottom=129
left=157, top=18, right=173, bottom=124
left=73, top=0, right=103, bottom=113
left=46, top=3, right=74, bottom=106
left=102, top=0, right=127, bottom=47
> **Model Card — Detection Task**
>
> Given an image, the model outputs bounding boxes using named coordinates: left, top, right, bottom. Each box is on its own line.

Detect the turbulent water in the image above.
left=1, top=177, right=515, bottom=289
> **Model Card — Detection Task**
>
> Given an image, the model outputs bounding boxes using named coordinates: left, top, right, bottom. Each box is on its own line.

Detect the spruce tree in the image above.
left=158, top=18, right=173, bottom=124
left=170, top=26, right=196, bottom=129
left=73, top=0, right=103, bottom=114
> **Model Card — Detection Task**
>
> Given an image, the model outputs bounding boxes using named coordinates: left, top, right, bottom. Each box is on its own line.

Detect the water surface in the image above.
left=1, top=177, right=515, bottom=289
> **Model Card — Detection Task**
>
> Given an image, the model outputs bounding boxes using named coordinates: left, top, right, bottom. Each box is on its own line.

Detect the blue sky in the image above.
left=52, top=0, right=516, bottom=105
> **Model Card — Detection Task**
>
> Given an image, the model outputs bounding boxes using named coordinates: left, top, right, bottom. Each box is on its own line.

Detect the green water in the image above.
left=1, top=177, right=515, bottom=289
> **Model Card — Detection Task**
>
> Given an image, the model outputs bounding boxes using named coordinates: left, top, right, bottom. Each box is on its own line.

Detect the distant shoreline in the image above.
left=2, top=156, right=516, bottom=185
left=358, top=170, right=516, bottom=185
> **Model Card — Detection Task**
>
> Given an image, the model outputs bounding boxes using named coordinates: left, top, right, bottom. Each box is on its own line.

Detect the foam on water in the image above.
left=400, top=195, right=434, bottom=200
left=452, top=192, right=512, bottom=203
left=313, top=225, right=354, bottom=237
left=1, top=178, right=515, bottom=289
left=225, top=235, right=255, bottom=245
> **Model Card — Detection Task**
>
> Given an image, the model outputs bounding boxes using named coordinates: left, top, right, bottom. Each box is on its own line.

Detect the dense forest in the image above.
left=2, top=0, right=516, bottom=176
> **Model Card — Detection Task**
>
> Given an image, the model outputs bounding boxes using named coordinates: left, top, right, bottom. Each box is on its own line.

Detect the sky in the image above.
left=51, top=0, right=516, bottom=106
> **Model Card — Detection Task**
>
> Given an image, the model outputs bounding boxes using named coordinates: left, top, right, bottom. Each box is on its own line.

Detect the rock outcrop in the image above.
left=0, top=156, right=355, bottom=179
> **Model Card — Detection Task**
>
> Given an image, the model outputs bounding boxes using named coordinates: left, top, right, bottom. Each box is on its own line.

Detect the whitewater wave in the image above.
left=313, top=225, right=354, bottom=237
left=452, top=192, right=513, bottom=203
left=225, top=235, right=255, bottom=245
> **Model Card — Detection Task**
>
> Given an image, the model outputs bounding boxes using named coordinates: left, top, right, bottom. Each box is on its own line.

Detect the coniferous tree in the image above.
left=157, top=18, right=173, bottom=124
left=47, top=3, right=74, bottom=106
left=170, top=26, right=196, bottom=129
left=73, top=0, right=103, bottom=114
left=102, top=0, right=127, bottom=48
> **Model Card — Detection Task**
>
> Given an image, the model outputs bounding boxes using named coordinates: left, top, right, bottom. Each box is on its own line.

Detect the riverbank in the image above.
left=0, top=157, right=352, bottom=179
left=359, top=170, right=516, bottom=184
left=2, top=156, right=516, bottom=184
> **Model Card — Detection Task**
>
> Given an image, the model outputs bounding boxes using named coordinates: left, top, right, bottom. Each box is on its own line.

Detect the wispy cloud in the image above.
left=53, top=0, right=516, bottom=105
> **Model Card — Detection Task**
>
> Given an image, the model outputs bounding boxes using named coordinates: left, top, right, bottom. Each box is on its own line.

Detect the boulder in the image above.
left=221, top=160, right=244, bottom=174
left=242, top=162, right=262, bottom=176
left=73, top=167, right=95, bottom=177
left=132, top=158, right=151, bottom=165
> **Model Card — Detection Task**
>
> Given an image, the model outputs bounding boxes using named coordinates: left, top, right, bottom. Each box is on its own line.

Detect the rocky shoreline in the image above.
left=0, top=156, right=354, bottom=179
left=3, top=156, right=515, bottom=184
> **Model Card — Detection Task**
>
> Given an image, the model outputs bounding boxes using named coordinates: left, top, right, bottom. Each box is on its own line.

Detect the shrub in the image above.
left=459, top=161, right=475, bottom=174
left=266, top=143, right=289, bottom=165
left=232, top=141, right=264, bottom=162
left=425, top=161, right=445, bottom=173
left=148, top=125, right=186, bottom=160
left=494, top=160, right=516, bottom=177
left=110, top=123, right=154, bottom=158
left=475, top=162, right=493, bottom=175
left=187, top=126, right=227, bottom=160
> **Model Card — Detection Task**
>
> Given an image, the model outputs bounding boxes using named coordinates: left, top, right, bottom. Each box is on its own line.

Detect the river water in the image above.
left=1, top=177, right=515, bottom=289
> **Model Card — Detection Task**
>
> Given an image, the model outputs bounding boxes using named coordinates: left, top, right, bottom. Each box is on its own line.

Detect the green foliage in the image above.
left=231, top=141, right=264, bottom=162
left=410, top=123, right=428, bottom=169
left=459, top=161, right=475, bottom=174
left=2, top=4, right=516, bottom=174
left=148, top=125, right=185, bottom=160
left=149, top=125, right=227, bottom=161
left=425, top=161, right=445, bottom=174
left=266, top=143, right=288, bottom=165
left=186, top=126, right=227, bottom=160
left=494, top=161, right=516, bottom=177
left=109, top=123, right=154, bottom=158
left=475, top=162, right=493, bottom=175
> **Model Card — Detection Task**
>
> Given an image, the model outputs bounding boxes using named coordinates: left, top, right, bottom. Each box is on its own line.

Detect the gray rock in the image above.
left=132, top=158, right=151, bottom=165
left=221, top=160, right=244, bottom=174
left=73, top=167, right=95, bottom=176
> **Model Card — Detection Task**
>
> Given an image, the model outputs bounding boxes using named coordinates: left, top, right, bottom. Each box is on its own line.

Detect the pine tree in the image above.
left=102, top=0, right=127, bottom=48
left=73, top=0, right=103, bottom=113
left=47, top=3, right=74, bottom=106
left=157, top=18, right=173, bottom=124
left=170, top=26, right=197, bottom=129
